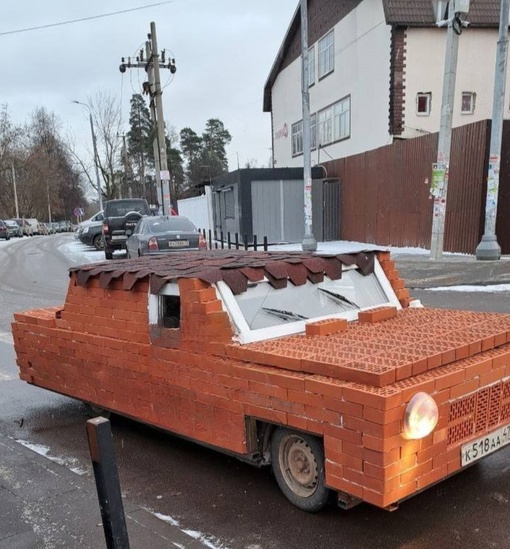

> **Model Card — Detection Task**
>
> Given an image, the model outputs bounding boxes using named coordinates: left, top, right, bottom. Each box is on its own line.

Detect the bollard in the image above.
left=86, top=417, right=130, bottom=549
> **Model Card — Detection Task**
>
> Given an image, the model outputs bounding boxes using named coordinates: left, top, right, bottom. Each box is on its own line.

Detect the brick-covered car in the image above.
left=12, top=250, right=510, bottom=512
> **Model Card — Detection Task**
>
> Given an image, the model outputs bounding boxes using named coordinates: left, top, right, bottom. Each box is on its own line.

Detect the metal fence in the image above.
left=200, top=229, right=269, bottom=251
left=322, top=119, right=510, bottom=254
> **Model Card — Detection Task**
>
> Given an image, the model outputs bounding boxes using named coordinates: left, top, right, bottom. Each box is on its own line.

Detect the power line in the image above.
left=0, top=0, right=186, bottom=37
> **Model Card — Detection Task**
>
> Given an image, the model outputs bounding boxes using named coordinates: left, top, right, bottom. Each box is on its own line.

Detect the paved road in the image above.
left=2, top=236, right=510, bottom=549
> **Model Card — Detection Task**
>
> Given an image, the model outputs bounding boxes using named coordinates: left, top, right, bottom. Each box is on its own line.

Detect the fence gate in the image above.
left=312, top=178, right=340, bottom=242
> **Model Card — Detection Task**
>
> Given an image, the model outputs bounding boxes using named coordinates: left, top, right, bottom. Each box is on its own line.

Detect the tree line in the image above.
left=0, top=92, right=232, bottom=221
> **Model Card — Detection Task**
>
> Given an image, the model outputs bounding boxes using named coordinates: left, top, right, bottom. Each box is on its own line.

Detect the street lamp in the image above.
left=72, top=100, right=103, bottom=210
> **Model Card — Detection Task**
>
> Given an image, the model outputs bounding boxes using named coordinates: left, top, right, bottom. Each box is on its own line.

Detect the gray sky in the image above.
left=1, top=0, right=297, bottom=170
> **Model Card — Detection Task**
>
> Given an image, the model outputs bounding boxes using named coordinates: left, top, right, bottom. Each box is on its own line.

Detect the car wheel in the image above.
left=6, top=235, right=10, bottom=240
left=270, top=428, right=331, bottom=512
left=92, top=234, right=104, bottom=251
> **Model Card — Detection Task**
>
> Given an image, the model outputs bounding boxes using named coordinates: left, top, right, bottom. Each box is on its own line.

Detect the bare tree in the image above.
left=88, top=91, right=124, bottom=199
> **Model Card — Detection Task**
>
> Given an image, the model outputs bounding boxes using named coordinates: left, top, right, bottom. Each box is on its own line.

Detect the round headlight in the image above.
left=403, top=392, right=439, bottom=440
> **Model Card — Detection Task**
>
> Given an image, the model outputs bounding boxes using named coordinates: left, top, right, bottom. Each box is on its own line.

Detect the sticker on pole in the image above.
left=430, top=163, right=446, bottom=199
left=160, top=170, right=170, bottom=181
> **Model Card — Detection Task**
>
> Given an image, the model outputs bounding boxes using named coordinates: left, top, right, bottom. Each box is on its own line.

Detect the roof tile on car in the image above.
left=69, top=250, right=378, bottom=294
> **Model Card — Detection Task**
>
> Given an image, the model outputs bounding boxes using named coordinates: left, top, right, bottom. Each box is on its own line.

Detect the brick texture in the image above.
left=12, top=257, right=510, bottom=511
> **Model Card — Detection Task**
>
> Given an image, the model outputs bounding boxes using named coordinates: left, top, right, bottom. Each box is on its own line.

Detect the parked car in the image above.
left=78, top=221, right=104, bottom=251
left=0, top=220, right=10, bottom=240
left=126, top=215, right=206, bottom=258
left=13, top=218, right=33, bottom=236
left=5, top=220, right=22, bottom=238
left=102, top=199, right=151, bottom=260
left=25, top=219, right=40, bottom=235
left=78, top=210, right=104, bottom=230
left=13, top=249, right=510, bottom=513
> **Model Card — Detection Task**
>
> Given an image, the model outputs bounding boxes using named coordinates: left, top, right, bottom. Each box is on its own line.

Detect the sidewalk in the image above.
left=393, top=253, right=510, bottom=289
left=0, top=433, right=206, bottom=549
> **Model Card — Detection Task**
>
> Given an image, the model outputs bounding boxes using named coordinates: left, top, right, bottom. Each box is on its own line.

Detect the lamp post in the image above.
left=72, top=101, right=103, bottom=210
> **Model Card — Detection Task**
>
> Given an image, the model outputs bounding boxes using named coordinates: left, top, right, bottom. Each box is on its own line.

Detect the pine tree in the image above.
left=127, top=94, right=153, bottom=198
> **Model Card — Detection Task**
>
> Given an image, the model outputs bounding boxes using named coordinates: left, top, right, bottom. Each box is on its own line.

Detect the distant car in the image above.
left=5, top=220, right=22, bottom=238
left=78, top=222, right=104, bottom=251
left=0, top=220, right=10, bottom=240
left=126, top=215, right=206, bottom=258
left=25, top=219, right=40, bottom=235
left=13, top=218, right=32, bottom=236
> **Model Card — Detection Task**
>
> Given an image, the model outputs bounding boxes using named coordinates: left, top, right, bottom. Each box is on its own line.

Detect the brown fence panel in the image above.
left=323, top=120, right=492, bottom=254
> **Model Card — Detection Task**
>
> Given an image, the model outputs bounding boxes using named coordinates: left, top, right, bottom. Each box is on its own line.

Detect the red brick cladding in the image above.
left=388, top=26, right=406, bottom=137
left=12, top=272, right=510, bottom=509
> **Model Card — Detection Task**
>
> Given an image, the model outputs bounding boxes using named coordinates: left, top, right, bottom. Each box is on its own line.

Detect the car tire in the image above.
left=270, top=428, right=331, bottom=512
left=92, top=234, right=104, bottom=251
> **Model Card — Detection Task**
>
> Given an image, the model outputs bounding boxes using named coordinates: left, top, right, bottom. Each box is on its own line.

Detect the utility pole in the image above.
left=11, top=161, right=19, bottom=218
left=300, top=0, right=317, bottom=252
left=146, top=41, right=163, bottom=210
left=476, top=0, right=509, bottom=261
left=72, top=101, right=104, bottom=210
left=119, top=22, right=176, bottom=215
left=120, top=133, right=132, bottom=198
left=429, top=1, right=465, bottom=260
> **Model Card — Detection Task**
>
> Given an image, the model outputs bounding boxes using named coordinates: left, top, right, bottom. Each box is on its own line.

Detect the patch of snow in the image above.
left=423, top=284, right=510, bottom=293
left=58, top=239, right=104, bottom=265
left=16, top=439, right=87, bottom=475
left=151, top=512, right=231, bottom=549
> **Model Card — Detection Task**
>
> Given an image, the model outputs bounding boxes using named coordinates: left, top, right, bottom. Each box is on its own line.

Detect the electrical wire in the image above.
left=0, top=0, right=187, bottom=37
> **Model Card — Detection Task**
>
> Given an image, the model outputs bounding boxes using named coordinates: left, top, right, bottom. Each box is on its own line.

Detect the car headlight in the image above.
left=403, top=392, right=438, bottom=440
left=82, top=227, right=89, bottom=234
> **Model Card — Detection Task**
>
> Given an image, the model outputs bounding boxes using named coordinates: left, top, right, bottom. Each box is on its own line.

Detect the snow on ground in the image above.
left=15, top=438, right=88, bottom=476
left=424, top=284, right=510, bottom=293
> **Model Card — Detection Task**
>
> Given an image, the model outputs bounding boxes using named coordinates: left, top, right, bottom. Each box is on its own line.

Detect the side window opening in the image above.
left=160, top=295, right=181, bottom=328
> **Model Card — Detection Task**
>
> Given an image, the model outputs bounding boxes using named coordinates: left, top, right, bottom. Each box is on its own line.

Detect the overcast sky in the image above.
left=1, top=0, right=297, bottom=171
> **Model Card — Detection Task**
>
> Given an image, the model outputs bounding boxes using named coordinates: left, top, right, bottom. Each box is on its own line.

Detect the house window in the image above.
left=318, top=31, right=334, bottom=79
left=308, top=45, right=315, bottom=87
left=417, top=93, right=431, bottom=115
left=461, top=92, right=475, bottom=114
left=291, top=120, right=303, bottom=156
left=310, top=113, right=317, bottom=150
left=318, top=96, right=351, bottom=146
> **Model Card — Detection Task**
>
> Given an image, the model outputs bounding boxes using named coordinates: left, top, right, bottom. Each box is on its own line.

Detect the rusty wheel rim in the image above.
left=278, top=434, right=319, bottom=498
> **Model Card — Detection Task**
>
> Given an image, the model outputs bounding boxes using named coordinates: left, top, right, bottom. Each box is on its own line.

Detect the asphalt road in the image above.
left=1, top=236, right=510, bottom=549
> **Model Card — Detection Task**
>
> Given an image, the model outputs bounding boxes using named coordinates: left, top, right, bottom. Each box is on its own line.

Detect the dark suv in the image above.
left=102, top=198, right=150, bottom=260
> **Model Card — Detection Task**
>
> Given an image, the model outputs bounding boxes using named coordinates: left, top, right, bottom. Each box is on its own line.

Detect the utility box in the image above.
left=455, top=0, right=470, bottom=14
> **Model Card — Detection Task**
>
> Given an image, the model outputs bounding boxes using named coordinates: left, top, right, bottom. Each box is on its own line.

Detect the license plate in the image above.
left=110, top=235, right=126, bottom=241
left=461, top=424, right=510, bottom=466
left=168, top=240, right=189, bottom=248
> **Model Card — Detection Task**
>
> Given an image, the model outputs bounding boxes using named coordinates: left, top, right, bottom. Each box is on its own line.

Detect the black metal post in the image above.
left=263, top=236, right=268, bottom=251
left=86, top=418, right=130, bottom=549
left=227, top=232, right=231, bottom=249
left=220, top=231, right=224, bottom=249
left=253, top=235, right=258, bottom=251
left=208, top=229, right=212, bottom=250
left=235, top=233, right=239, bottom=250
left=243, top=234, right=248, bottom=250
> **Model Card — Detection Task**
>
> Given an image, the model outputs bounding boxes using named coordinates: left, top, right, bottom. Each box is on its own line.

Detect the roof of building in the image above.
left=69, top=250, right=378, bottom=295
left=264, top=0, right=502, bottom=112
left=384, top=0, right=500, bottom=26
